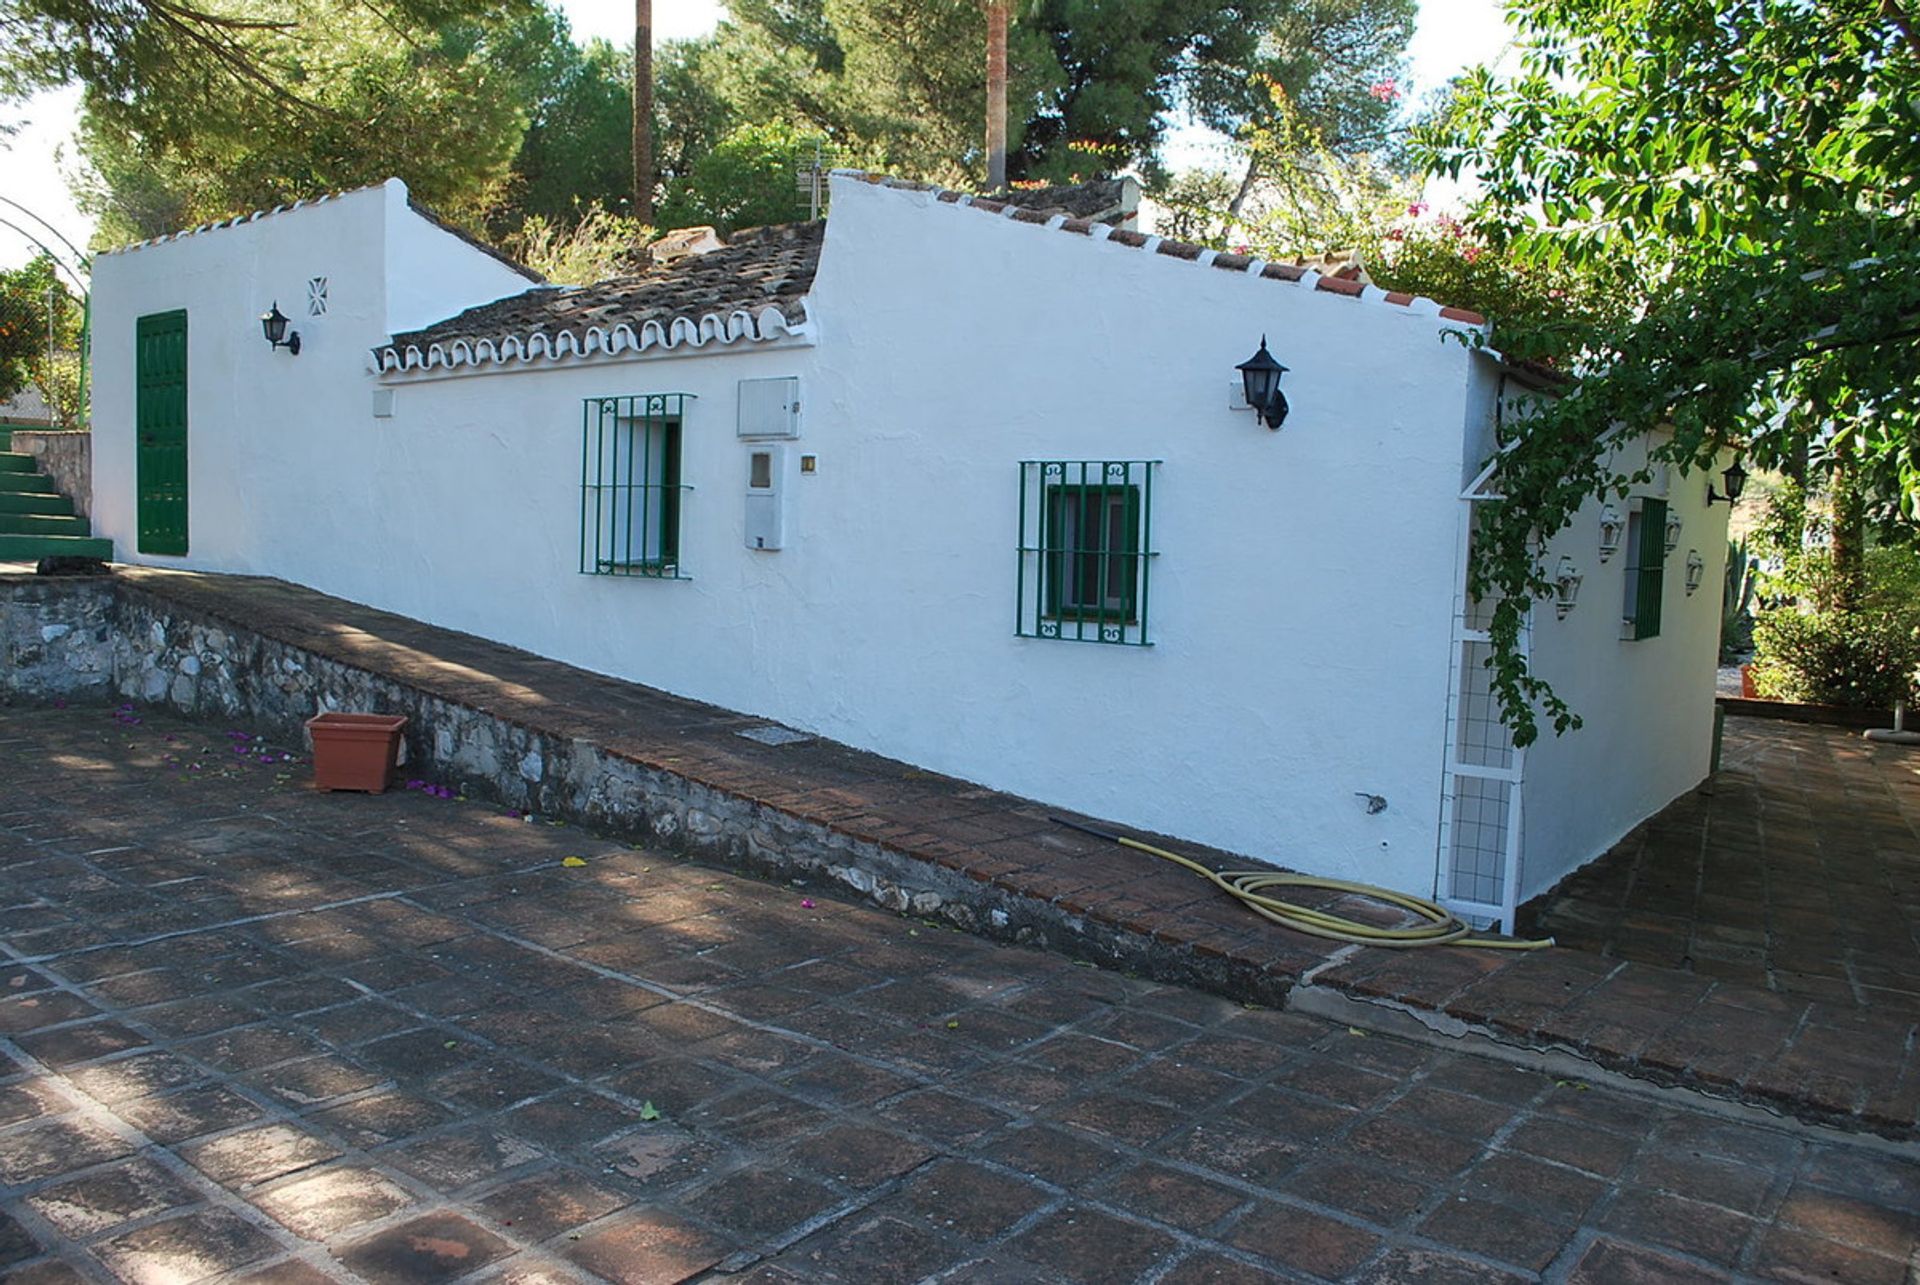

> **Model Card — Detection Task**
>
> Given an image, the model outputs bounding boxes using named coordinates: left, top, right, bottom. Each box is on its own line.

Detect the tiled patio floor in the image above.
left=0, top=703, right=1917, bottom=1284
left=1523, top=718, right=1920, bottom=1016
left=11, top=567, right=1917, bottom=1136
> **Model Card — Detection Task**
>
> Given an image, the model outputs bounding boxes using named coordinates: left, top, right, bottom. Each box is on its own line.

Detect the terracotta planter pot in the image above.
left=1740, top=663, right=1758, bottom=699
left=306, top=713, right=408, bottom=793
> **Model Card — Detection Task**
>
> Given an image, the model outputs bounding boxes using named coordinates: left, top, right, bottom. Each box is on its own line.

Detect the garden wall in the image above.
left=9, top=430, right=92, bottom=518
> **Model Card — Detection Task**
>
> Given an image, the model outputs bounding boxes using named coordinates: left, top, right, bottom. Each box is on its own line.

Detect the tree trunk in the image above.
left=985, top=0, right=1007, bottom=190
left=1828, top=431, right=1866, bottom=612
left=1226, top=154, right=1259, bottom=219
left=633, top=0, right=654, bottom=225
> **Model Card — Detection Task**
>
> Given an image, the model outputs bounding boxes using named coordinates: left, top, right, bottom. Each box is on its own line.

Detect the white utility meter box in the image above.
left=745, top=446, right=787, bottom=550
left=738, top=376, right=801, bottom=439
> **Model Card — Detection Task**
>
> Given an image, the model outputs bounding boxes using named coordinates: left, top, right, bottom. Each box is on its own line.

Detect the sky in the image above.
left=0, top=0, right=1514, bottom=273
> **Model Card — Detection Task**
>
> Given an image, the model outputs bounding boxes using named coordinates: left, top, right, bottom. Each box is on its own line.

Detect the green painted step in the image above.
left=0, top=533, right=112, bottom=561
left=0, top=472, right=56, bottom=494
left=0, top=492, right=72, bottom=515
left=0, top=512, right=90, bottom=537
left=0, top=453, right=36, bottom=473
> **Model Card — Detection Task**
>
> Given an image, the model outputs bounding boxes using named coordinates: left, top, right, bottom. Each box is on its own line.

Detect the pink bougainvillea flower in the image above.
left=1406, top=201, right=1429, bottom=217
left=1369, top=78, right=1400, bottom=102
left=800, top=899, right=816, bottom=909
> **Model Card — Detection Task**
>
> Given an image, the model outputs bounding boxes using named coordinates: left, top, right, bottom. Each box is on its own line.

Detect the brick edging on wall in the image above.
left=1715, top=696, right=1896, bottom=730
left=4, top=568, right=1914, bottom=1140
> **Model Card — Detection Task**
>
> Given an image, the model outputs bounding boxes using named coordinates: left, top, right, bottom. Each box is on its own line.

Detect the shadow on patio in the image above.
left=1522, top=716, right=1920, bottom=1017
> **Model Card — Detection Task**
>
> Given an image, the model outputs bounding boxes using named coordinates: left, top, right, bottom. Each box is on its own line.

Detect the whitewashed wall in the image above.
left=90, top=181, right=538, bottom=589
left=343, top=179, right=1475, bottom=894
left=90, top=174, right=1576, bottom=899
left=1518, top=432, right=1730, bottom=901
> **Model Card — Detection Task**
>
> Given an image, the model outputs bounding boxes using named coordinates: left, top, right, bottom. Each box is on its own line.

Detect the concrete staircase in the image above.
left=0, top=446, right=112, bottom=563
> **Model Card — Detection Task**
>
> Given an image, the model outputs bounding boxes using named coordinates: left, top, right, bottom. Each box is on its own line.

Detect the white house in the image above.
left=88, top=174, right=1729, bottom=931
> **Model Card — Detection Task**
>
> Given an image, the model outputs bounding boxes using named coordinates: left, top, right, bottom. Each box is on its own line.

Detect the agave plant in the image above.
left=1720, top=539, right=1758, bottom=663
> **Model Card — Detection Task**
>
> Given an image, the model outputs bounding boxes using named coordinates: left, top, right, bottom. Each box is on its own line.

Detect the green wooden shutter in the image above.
left=1119, top=485, right=1142, bottom=618
left=1634, top=498, right=1667, bottom=640
left=1041, top=485, right=1066, bottom=617
left=135, top=310, right=189, bottom=555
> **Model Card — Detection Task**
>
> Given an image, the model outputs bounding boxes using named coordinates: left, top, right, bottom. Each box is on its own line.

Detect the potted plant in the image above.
left=306, top=712, right=409, bottom=792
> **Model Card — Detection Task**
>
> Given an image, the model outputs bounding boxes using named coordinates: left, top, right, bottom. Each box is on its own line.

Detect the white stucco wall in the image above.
left=337, top=179, right=1474, bottom=894
left=89, top=173, right=1607, bottom=899
left=1517, top=433, right=1730, bottom=902
left=90, top=180, right=544, bottom=585
left=381, top=184, right=539, bottom=336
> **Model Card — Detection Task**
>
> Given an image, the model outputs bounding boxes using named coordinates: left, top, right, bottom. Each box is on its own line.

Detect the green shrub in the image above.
left=1750, top=608, right=1920, bottom=709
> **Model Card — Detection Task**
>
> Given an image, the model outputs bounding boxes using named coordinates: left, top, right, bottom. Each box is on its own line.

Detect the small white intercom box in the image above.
left=745, top=445, right=787, bottom=550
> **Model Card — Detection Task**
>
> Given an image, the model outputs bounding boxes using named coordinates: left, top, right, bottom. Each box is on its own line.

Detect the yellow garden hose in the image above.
left=1051, top=818, right=1554, bottom=950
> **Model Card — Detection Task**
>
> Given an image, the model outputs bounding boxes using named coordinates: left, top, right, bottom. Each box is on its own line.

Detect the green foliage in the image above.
left=657, top=121, right=822, bottom=234
left=1411, top=0, right=1920, bottom=745
left=0, top=254, right=80, bottom=418
left=72, top=0, right=548, bottom=240
left=1750, top=600, right=1920, bottom=711
left=1367, top=212, right=1630, bottom=364
left=699, top=0, right=1415, bottom=187
left=1, top=0, right=529, bottom=134
left=1196, top=0, right=1413, bottom=149
left=499, top=28, right=633, bottom=229
left=502, top=204, right=648, bottom=285
left=1148, top=79, right=1415, bottom=260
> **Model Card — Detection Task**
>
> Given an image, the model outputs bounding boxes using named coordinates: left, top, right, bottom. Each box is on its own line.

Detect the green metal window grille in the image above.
left=1624, top=497, right=1666, bottom=640
left=1017, top=460, right=1157, bottom=645
left=580, top=393, right=694, bottom=578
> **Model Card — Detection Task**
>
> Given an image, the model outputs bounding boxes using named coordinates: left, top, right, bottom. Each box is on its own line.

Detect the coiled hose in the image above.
left=1051, top=818, right=1554, bottom=950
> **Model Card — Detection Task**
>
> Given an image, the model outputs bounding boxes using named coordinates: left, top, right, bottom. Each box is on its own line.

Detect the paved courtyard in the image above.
left=0, top=702, right=1916, bottom=1284
left=1525, top=717, right=1920, bottom=1015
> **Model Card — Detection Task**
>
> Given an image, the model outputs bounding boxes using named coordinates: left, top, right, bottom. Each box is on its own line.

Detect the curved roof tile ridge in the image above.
left=96, top=182, right=388, bottom=258
left=829, top=167, right=1488, bottom=328
left=375, top=221, right=823, bottom=376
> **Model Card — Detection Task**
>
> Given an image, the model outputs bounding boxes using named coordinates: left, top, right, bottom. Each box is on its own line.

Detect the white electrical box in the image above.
left=738, top=376, right=801, bottom=439
left=745, top=446, right=786, bottom=550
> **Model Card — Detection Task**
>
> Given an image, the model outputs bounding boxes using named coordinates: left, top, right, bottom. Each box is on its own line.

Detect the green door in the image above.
left=136, top=310, right=189, bottom=554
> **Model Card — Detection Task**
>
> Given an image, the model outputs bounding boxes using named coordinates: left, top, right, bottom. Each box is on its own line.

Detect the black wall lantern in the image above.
left=1236, top=336, right=1290, bottom=430
left=1706, top=458, right=1747, bottom=506
left=260, top=302, right=301, bottom=356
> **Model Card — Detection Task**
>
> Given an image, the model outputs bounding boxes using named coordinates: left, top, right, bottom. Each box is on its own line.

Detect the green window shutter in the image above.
left=1120, top=484, right=1142, bottom=617
left=1634, top=498, right=1667, bottom=640
left=1042, top=485, right=1066, bottom=618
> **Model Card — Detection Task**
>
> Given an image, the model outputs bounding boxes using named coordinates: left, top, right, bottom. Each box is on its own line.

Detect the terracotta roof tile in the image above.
left=383, top=222, right=823, bottom=363
left=995, top=178, right=1135, bottom=223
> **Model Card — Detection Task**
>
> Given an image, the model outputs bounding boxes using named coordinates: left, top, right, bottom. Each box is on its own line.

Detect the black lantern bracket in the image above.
left=261, top=302, right=302, bottom=356
left=1236, top=336, right=1290, bottom=430
left=1706, top=458, right=1747, bottom=506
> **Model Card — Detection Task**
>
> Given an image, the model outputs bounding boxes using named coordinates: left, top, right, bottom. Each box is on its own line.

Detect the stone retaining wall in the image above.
left=0, top=574, right=115, bottom=696
left=9, top=430, right=92, bottom=518
left=2, top=572, right=1288, bottom=1004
